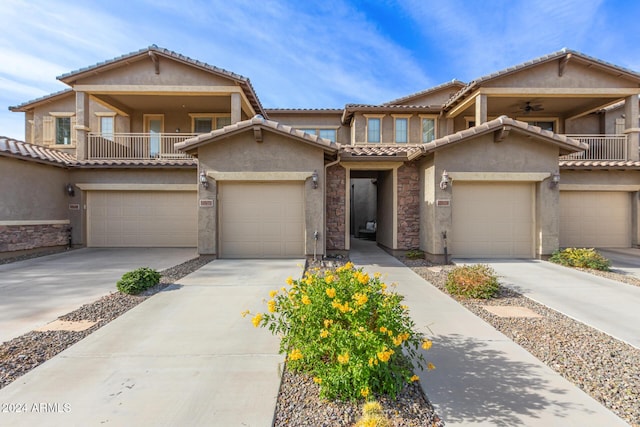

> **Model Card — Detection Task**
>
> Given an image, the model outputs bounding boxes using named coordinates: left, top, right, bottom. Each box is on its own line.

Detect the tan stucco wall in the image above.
left=266, top=111, right=349, bottom=144
left=351, top=113, right=443, bottom=144
left=196, top=132, right=325, bottom=256
left=0, top=157, right=70, bottom=221
left=421, top=133, right=560, bottom=258
left=394, top=86, right=463, bottom=106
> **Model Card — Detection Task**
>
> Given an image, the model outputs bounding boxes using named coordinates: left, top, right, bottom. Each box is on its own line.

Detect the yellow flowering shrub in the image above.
left=247, top=262, right=434, bottom=401
left=549, top=247, right=610, bottom=271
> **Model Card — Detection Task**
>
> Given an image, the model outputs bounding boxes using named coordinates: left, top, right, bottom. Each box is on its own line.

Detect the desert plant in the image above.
left=445, top=264, right=500, bottom=299
left=245, top=262, right=434, bottom=401
left=405, top=249, right=425, bottom=260
left=116, top=267, right=161, bottom=295
left=549, top=248, right=610, bottom=271
left=354, top=401, right=391, bottom=427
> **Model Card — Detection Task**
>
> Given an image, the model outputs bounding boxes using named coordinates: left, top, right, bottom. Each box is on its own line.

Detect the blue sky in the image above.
left=1, top=0, right=639, bottom=140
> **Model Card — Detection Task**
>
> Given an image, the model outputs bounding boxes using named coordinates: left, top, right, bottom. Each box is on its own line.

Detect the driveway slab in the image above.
left=0, top=248, right=197, bottom=344
left=461, top=259, right=640, bottom=349
left=0, top=259, right=302, bottom=426
left=597, top=248, right=640, bottom=278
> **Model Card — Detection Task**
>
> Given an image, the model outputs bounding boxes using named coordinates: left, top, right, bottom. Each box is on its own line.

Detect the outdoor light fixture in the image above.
left=439, top=170, right=450, bottom=190
left=311, top=170, right=318, bottom=189
left=65, top=183, right=75, bottom=197
left=175, top=128, right=181, bottom=133
left=550, top=171, right=560, bottom=188
left=199, top=171, right=209, bottom=189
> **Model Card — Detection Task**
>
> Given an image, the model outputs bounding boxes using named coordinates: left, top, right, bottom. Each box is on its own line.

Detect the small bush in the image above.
left=405, top=249, right=425, bottom=260
left=245, top=262, right=434, bottom=401
left=116, top=267, right=161, bottom=295
left=549, top=248, right=610, bottom=271
left=445, top=264, right=500, bottom=299
left=355, top=401, right=391, bottom=427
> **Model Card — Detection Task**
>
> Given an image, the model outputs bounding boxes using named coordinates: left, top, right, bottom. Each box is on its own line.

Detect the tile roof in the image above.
left=265, top=108, right=343, bottom=114
left=444, top=49, right=640, bottom=111
left=341, top=145, right=423, bottom=160
left=74, top=158, right=197, bottom=168
left=176, top=115, right=340, bottom=153
left=0, top=137, right=76, bottom=166
left=9, top=88, right=74, bottom=112
left=559, top=160, right=640, bottom=169
left=383, top=79, right=466, bottom=106
left=422, top=116, right=587, bottom=155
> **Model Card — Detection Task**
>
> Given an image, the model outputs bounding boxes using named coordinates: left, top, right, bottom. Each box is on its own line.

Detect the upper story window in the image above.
left=190, top=114, right=232, bottom=133
left=298, top=127, right=337, bottom=142
left=421, top=116, right=437, bottom=143
left=96, top=112, right=116, bottom=141
left=43, top=112, right=75, bottom=146
left=393, top=116, right=409, bottom=143
left=364, top=115, right=383, bottom=143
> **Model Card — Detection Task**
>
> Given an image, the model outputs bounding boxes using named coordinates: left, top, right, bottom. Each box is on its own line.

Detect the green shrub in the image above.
left=116, top=267, right=161, bottom=295
left=405, top=249, right=425, bottom=260
left=245, top=262, right=435, bottom=401
left=445, top=264, right=500, bottom=299
left=549, top=248, right=610, bottom=271
left=354, top=401, right=391, bottom=427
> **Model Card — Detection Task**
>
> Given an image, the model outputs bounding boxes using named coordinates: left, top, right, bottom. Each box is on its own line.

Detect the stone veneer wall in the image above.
left=0, top=224, right=69, bottom=253
left=396, top=163, right=420, bottom=250
left=326, top=164, right=346, bottom=250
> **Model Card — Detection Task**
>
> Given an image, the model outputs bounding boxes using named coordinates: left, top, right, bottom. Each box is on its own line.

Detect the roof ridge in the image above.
left=383, top=79, right=466, bottom=105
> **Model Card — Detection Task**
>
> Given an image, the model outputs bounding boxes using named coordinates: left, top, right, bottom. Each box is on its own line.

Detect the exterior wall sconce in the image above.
left=65, top=183, right=75, bottom=197
left=312, top=170, right=318, bottom=189
left=175, top=128, right=181, bottom=133
left=199, top=171, right=209, bottom=189
left=439, top=170, right=450, bottom=190
left=550, top=171, right=560, bottom=188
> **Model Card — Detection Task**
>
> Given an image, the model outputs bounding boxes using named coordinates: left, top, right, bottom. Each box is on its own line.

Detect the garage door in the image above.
left=219, top=182, right=304, bottom=258
left=452, top=182, right=534, bottom=258
left=87, top=191, right=197, bottom=247
left=560, top=191, right=631, bottom=247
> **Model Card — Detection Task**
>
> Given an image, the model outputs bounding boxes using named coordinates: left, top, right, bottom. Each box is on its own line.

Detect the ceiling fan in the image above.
left=514, top=101, right=544, bottom=114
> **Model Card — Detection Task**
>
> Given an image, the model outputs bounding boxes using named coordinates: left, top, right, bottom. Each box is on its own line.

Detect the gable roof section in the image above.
left=559, top=159, right=640, bottom=170
left=341, top=145, right=423, bottom=161
left=9, top=88, right=74, bottom=112
left=0, top=137, right=76, bottom=167
left=175, top=115, right=340, bottom=154
left=384, top=79, right=466, bottom=106
left=444, top=49, right=640, bottom=111
left=422, top=116, right=587, bottom=156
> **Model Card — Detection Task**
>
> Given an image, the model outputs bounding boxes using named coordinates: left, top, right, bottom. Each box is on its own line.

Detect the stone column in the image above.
left=75, top=91, right=90, bottom=160
left=475, top=94, right=487, bottom=125
left=624, top=94, right=639, bottom=161
left=231, top=92, right=242, bottom=123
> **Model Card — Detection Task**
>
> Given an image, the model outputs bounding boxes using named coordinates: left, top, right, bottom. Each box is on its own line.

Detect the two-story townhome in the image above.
left=1, top=46, right=639, bottom=261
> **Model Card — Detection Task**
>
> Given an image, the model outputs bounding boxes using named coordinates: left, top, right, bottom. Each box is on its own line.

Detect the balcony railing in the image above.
left=88, top=133, right=196, bottom=160
left=560, top=134, right=628, bottom=161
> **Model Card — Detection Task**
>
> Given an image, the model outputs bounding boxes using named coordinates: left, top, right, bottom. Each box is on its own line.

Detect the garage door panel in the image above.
left=88, top=191, right=197, bottom=247
left=560, top=192, right=630, bottom=248
left=220, top=182, right=304, bottom=258
left=452, top=182, right=534, bottom=258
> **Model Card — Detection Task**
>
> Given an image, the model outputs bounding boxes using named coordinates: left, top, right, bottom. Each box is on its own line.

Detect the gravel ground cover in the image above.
left=405, top=259, right=640, bottom=427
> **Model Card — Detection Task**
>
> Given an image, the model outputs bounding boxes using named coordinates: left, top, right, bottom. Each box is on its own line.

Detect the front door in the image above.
left=144, top=115, right=164, bottom=157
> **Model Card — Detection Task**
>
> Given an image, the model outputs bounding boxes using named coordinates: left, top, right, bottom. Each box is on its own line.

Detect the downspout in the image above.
left=323, top=154, right=341, bottom=258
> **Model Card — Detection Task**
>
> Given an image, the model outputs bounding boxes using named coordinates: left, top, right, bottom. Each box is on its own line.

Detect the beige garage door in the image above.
left=560, top=191, right=631, bottom=247
left=452, top=182, right=534, bottom=258
left=87, top=191, right=197, bottom=247
left=219, top=182, right=304, bottom=258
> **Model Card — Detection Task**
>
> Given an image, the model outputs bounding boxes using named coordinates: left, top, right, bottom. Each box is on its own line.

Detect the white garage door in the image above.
left=452, top=182, right=534, bottom=258
left=219, top=182, right=304, bottom=258
left=87, top=191, right=197, bottom=247
left=560, top=191, right=631, bottom=248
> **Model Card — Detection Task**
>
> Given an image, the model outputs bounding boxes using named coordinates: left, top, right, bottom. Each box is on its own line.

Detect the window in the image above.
left=393, top=116, right=409, bottom=143
left=100, top=116, right=114, bottom=141
left=194, top=117, right=213, bottom=133
left=526, top=121, right=554, bottom=132
left=190, top=114, right=231, bottom=133
left=55, top=117, right=71, bottom=145
left=421, top=117, right=436, bottom=143
left=366, top=117, right=381, bottom=143
left=297, top=128, right=337, bottom=142
left=300, top=128, right=317, bottom=135
left=216, top=116, right=231, bottom=129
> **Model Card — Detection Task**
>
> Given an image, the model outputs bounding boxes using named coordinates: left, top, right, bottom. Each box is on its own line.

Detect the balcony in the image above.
left=560, top=134, right=628, bottom=161
left=88, top=133, right=196, bottom=160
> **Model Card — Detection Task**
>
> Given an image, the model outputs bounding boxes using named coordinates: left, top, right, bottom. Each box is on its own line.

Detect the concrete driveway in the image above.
left=0, top=248, right=197, bottom=344
left=455, top=258, right=640, bottom=349
left=597, top=248, right=640, bottom=278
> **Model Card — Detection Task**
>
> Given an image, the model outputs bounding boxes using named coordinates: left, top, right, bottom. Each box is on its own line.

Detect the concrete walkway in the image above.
left=0, top=259, right=301, bottom=426
left=459, top=259, right=640, bottom=349
left=349, top=239, right=626, bottom=426
left=0, top=248, right=197, bottom=344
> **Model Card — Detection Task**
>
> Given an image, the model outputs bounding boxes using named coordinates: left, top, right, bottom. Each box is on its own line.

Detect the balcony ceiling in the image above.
left=92, top=94, right=231, bottom=113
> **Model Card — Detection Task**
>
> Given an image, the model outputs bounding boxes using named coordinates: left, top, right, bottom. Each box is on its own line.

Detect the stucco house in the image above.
left=2, top=46, right=639, bottom=261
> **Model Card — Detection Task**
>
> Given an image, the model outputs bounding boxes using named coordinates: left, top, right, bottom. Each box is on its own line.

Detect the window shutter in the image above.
left=71, top=116, right=77, bottom=145
left=42, top=116, right=54, bottom=145
left=615, top=118, right=625, bottom=134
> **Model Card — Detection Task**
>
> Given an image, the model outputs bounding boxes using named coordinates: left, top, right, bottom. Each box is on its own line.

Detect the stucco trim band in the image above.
left=0, top=220, right=70, bottom=226
left=207, top=171, right=314, bottom=181
left=75, top=184, right=197, bottom=191
left=560, top=184, right=640, bottom=191
left=448, top=172, right=551, bottom=182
